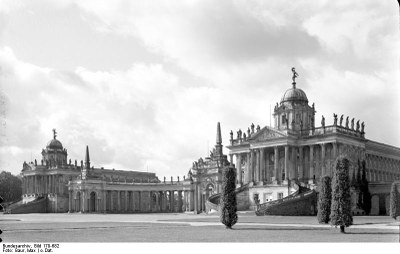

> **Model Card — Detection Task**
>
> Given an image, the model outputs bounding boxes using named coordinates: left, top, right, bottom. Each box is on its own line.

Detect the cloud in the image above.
left=0, top=0, right=398, bottom=178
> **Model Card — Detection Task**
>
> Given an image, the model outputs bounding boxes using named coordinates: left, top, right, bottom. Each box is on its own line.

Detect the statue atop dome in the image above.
left=291, top=67, right=299, bottom=88
left=52, top=128, right=57, bottom=139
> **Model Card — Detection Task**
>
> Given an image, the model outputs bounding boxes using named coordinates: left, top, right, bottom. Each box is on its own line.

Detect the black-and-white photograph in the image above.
left=0, top=0, right=399, bottom=251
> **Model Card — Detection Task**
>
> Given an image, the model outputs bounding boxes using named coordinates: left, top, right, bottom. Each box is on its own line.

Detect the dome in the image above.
left=46, top=138, right=63, bottom=150
left=280, top=84, right=308, bottom=104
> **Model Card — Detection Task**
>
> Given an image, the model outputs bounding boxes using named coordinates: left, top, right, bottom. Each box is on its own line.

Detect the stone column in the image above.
left=247, top=152, right=252, bottom=183
left=33, top=175, right=36, bottom=194
left=321, top=143, right=326, bottom=177
left=284, top=146, right=289, bottom=182
left=178, top=191, right=183, bottom=212
left=170, top=191, right=175, bottom=212
left=116, top=191, right=121, bottom=212
left=139, top=191, right=143, bottom=211
left=291, top=147, right=297, bottom=180
left=309, top=145, right=315, bottom=183
left=255, top=150, right=260, bottom=183
left=186, top=191, right=190, bottom=212
left=41, top=175, right=43, bottom=194
left=236, top=154, right=242, bottom=185
left=332, top=142, right=338, bottom=177
left=194, top=186, right=198, bottom=213
left=159, top=191, right=164, bottom=212
left=82, top=191, right=86, bottom=212
left=125, top=191, right=129, bottom=212
left=274, top=146, right=279, bottom=183
left=266, top=151, right=271, bottom=183
left=229, top=154, right=234, bottom=165
left=259, top=148, right=264, bottom=184
left=68, top=191, right=73, bottom=212
left=149, top=191, right=153, bottom=211
left=110, top=191, right=114, bottom=211
left=103, top=191, right=107, bottom=213
left=299, top=146, right=304, bottom=181
left=189, top=191, right=194, bottom=211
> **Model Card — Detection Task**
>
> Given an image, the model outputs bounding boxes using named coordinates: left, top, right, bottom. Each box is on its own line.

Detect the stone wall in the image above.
left=47, top=194, right=69, bottom=213
left=236, top=188, right=250, bottom=210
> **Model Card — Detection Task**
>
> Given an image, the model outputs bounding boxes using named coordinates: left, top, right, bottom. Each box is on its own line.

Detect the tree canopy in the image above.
left=0, top=171, right=22, bottom=203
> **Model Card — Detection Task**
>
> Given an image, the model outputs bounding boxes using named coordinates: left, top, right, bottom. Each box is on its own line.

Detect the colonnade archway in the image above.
left=69, top=189, right=195, bottom=213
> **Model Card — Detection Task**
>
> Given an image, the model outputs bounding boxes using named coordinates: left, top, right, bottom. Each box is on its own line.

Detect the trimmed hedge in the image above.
left=220, top=166, right=238, bottom=229
left=390, top=182, right=399, bottom=220
left=317, top=176, right=331, bottom=224
left=330, top=157, right=353, bottom=233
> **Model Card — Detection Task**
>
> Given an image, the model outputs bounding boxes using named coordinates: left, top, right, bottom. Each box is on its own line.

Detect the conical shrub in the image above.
left=220, top=166, right=238, bottom=229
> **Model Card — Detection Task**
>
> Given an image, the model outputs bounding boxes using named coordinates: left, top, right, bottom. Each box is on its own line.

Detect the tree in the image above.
left=0, top=171, right=22, bottom=203
left=360, top=160, right=371, bottom=215
left=390, top=182, right=399, bottom=220
left=220, top=166, right=238, bottom=229
left=317, top=176, right=331, bottom=224
left=330, top=157, right=353, bottom=233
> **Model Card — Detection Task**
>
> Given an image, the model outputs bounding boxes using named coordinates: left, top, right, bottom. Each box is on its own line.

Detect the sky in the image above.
left=0, top=0, right=399, bottom=178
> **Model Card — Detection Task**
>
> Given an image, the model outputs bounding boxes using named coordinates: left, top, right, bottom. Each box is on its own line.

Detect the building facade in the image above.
left=226, top=69, right=400, bottom=214
left=19, top=126, right=227, bottom=213
left=16, top=69, right=400, bottom=215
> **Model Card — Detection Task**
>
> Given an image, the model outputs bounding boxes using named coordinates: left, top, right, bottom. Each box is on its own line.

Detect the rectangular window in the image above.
left=277, top=192, right=283, bottom=200
left=264, top=193, right=272, bottom=202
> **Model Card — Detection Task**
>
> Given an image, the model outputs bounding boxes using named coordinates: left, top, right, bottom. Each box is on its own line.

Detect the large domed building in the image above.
left=11, top=68, right=400, bottom=216
left=226, top=68, right=400, bottom=215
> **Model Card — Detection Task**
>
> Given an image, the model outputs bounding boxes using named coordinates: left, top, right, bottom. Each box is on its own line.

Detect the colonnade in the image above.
left=22, top=174, right=64, bottom=195
left=68, top=189, right=195, bottom=213
left=232, top=143, right=400, bottom=185
left=232, top=142, right=341, bottom=185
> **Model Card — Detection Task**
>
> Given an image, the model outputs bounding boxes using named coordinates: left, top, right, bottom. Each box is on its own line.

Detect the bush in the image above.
left=330, top=157, right=353, bottom=233
left=317, top=176, right=331, bottom=224
left=220, top=166, right=238, bottom=229
left=390, top=182, right=399, bottom=220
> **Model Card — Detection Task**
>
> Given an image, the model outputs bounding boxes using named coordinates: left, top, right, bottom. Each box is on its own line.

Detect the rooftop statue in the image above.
left=346, top=116, right=349, bottom=128
left=351, top=118, right=354, bottom=130
left=321, top=115, right=325, bottom=128
left=356, top=120, right=360, bottom=132
left=333, top=113, right=338, bottom=125
left=291, top=67, right=299, bottom=84
left=361, top=122, right=365, bottom=133
left=251, top=123, right=255, bottom=133
left=340, top=114, right=344, bottom=126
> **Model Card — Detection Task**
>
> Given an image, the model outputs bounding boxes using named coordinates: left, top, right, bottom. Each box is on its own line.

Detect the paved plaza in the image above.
left=1, top=212, right=399, bottom=242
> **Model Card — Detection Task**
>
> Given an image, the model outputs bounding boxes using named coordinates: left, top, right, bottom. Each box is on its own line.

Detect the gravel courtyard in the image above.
left=1, top=212, right=399, bottom=242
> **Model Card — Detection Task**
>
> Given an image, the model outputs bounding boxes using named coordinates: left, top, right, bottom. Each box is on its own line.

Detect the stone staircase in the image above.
left=4, top=196, right=48, bottom=214
left=205, top=183, right=250, bottom=213
left=255, top=183, right=317, bottom=216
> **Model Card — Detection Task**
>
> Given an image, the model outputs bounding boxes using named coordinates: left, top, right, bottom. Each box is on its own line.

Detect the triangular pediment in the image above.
left=250, top=126, right=287, bottom=142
